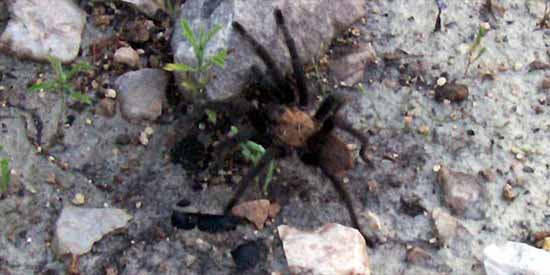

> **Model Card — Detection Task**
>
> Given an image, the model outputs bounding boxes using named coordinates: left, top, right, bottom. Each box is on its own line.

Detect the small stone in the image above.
left=184, top=254, right=197, bottom=267
left=480, top=22, right=491, bottom=30
left=479, top=169, right=496, bottom=182
left=114, top=47, right=140, bottom=68
left=105, top=89, right=117, bottom=99
left=543, top=238, right=550, bottom=252
left=437, top=166, right=488, bottom=219
left=278, top=223, right=370, bottom=275
left=434, top=83, right=469, bottom=103
left=121, top=0, right=161, bottom=17
left=364, top=211, right=382, bottom=231
left=72, top=193, right=86, bottom=205
left=431, top=208, right=457, bottom=246
left=0, top=0, right=86, bottom=63
left=54, top=207, right=132, bottom=256
left=116, top=69, right=168, bottom=123
left=433, top=164, right=441, bottom=172
left=144, top=126, right=154, bottom=136
left=528, top=61, right=550, bottom=72
left=542, top=78, right=550, bottom=90
left=96, top=98, right=116, bottom=117
left=231, top=199, right=271, bottom=229
left=436, top=77, right=447, bottom=86
left=406, top=246, right=432, bottom=265
left=503, top=184, right=517, bottom=201
left=85, top=118, right=93, bottom=125
left=139, top=131, right=149, bottom=146
left=513, top=62, right=522, bottom=71
left=418, top=125, right=430, bottom=135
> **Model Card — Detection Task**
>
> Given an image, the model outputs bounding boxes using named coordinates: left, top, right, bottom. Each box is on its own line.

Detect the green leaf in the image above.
left=70, top=91, right=93, bottom=105
left=181, top=78, right=198, bottom=92
left=230, top=126, right=239, bottom=135
left=263, top=160, right=276, bottom=194
left=208, top=49, right=227, bottom=68
left=181, top=19, right=198, bottom=50
left=204, top=24, right=223, bottom=45
left=46, top=56, right=66, bottom=82
left=29, top=81, right=57, bottom=92
left=0, top=159, right=10, bottom=193
left=205, top=109, right=217, bottom=124
left=66, top=61, right=93, bottom=79
left=163, top=63, right=197, bottom=72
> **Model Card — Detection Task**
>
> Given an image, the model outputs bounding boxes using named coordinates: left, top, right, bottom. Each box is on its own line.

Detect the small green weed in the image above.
left=164, top=19, right=228, bottom=97
left=30, top=56, right=93, bottom=105
left=230, top=126, right=276, bottom=194
left=0, top=145, right=10, bottom=193
left=464, top=24, right=489, bottom=76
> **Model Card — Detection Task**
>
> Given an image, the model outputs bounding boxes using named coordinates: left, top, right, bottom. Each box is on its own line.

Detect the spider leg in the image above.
left=250, top=65, right=286, bottom=104
left=333, top=116, right=370, bottom=163
left=320, top=167, right=376, bottom=248
left=274, top=9, right=309, bottom=107
left=223, top=146, right=286, bottom=214
left=232, top=21, right=295, bottom=105
left=195, top=98, right=253, bottom=125
left=314, top=94, right=345, bottom=123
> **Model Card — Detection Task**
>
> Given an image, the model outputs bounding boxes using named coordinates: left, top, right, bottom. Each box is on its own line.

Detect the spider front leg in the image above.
left=223, top=146, right=287, bottom=214
left=333, top=116, right=370, bottom=164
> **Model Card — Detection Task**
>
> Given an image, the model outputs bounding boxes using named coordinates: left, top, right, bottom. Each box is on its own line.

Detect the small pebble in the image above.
left=72, top=193, right=86, bottom=205
left=436, top=77, right=447, bottom=86
left=503, top=184, right=517, bottom=201
left=105, top=88, right=117, bottom=99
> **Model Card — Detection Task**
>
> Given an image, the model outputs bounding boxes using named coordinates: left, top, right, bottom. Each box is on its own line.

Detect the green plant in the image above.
left=30, top=56, right=93, bottom=148
left=30, top=56, right=93, bottom=105
left=464, top=24, right=489, bottom=76
left=230, top=126, right=276, bottom=193
left=0, top=145, right=10, bottom=193
left=164, top=19, right=228, bottom=97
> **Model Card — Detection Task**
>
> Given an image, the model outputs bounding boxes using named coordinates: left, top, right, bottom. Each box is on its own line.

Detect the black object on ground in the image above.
left=171, top=210, right=241, bottom=232
left=231, top=239, right=268, bottom=271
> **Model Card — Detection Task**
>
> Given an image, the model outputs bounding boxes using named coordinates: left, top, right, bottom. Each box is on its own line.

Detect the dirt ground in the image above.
left=1, top=0, right=550, bottom=274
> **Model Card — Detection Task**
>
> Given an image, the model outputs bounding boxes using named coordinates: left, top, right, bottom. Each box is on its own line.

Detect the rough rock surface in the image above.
left=115, top=68, right=168, bottom=123
left=437, top=166, right=488, bottom=219
left=484, top=242, right=550, bottom=275
left=431, top=208, right=458, bottom=246
left=54, top=207, right=132, bottom=256
left=278, top=223, right=370, bottom=275
left=171, top=0, right=366, bottom=100
left=122, top=0, right=162, bottom=17
left=0, top=0, right=86, bottom=63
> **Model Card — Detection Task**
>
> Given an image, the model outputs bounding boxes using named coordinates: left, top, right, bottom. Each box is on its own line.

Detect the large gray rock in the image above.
left=54, top=207, right=132, bottom=256
left=278, top=223, right=371, bottom=275
left=483, top=242, right=550, bottom=275
left=122, top=0, right=162, bottom=17
left=0, top=0, right=86, bottom=63
left=116, top=69, right=169, bottom=123
left=171, top=0, right=366, bottom=100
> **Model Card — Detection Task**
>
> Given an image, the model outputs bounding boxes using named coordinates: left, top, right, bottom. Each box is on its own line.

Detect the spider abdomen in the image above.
left=273, top=107, right=317, bottom=147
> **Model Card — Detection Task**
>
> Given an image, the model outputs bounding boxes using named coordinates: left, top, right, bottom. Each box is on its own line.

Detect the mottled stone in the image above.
left=115, top=69, right=168, bottom=123
left=122, top=0, right=161, bottom=17
left=0, top=0, right=86, bottom=63
left=231, top=199, right=271, bottom=229
left=54, top=207, right=132, bottom=256
left=329, top=42, right=377, bottom=86
left=484, top=242, right=550, bottom=275
left=278, top=223, right=370, bottom=275
left=431, top=208, right=457, bottom=246
left=114, top=47, right=140, bottom=68
left=437, top=166, right=488, bottom=219
left=171, top=0, right=366, bottom=100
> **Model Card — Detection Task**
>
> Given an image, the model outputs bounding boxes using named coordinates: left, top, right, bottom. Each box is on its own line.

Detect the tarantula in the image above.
left=174, top=9, right=374, bottom=246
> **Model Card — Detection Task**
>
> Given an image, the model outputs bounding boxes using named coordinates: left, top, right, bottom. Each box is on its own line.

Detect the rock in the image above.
left=328, top=42, right=377, bottom=86
left=115, top=69, right=168, bottom=123
left=278, top=223, right=370, bottom=275
left=54, top=207, right=132, bottom=256
left=0, top=0, right=86, bottom=63
left=121, top=0, right=161, bottom=17
left=231, top=199, right=271, bottom=229
left=434, top=83, right=469, bottom=103
left=96, top=98, right=117, bottom=117
left=542, top=78, right=550, bottom=90
left=71, top=193, right=86, bottom=205
left=231, top=240, right=268, bottom=272
left=437, top=166, right=488, bottom=219
left=406, top=246, right=432, bottom=265
left=431, top=208, right=457, bottom=246
left=502, top=183, right=517, bottom=201
left=171, top=0, right=366, bottom=100
left=122, top=19, right=154, bottom=43
left=114, top=47, right=140, bottom=68
left=483, top=242, right=550, bottom=275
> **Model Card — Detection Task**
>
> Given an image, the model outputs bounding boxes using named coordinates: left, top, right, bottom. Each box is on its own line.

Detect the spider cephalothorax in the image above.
left=176, top=9, right=375, bottom=246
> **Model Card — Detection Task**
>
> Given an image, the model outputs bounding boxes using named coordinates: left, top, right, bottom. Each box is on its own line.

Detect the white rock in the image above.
left=483, top=241, right=550, bottom=275
left=54, top=207, right=132, bottom=256
left=114, top=47, right=140, bottom=68
left=122, top=0, right=162, bottom=17
left=278, top=223, right=370, bottom=275
left=0, top=0, right=86, bottom=63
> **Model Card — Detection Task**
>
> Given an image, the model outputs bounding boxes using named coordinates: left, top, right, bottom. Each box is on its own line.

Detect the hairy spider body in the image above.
left=192, top=9, right=374, bottom=246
